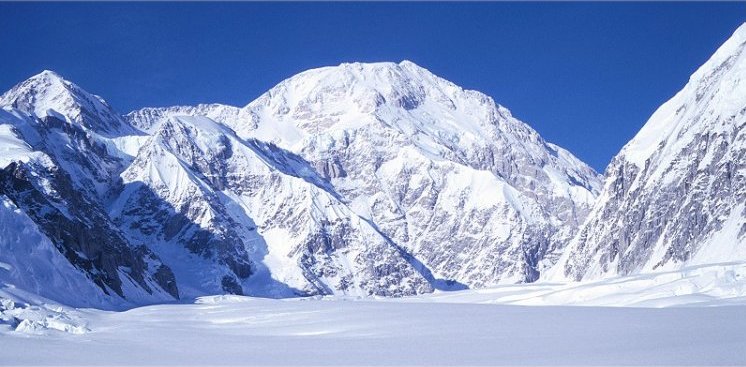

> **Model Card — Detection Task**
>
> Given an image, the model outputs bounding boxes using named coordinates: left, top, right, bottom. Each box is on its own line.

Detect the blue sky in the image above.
left=0, top=2, right=744, bottom=171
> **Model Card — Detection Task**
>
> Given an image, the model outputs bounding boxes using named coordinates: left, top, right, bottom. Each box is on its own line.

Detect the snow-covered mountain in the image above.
left=3, top=23, right=745, bottom=307
left=550, top=23, right=746, bottom=281
left=127, top=60, right=602, bottom=292
left=1, top=61, right=601, bottom=305
left=0, top=70, right=136, bottom=138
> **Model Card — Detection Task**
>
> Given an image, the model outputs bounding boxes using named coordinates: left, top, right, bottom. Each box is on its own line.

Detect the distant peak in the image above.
left=722, top=21, right=746, bottom=52
left=329, top=61, right=404, bottom=77
left=282, top=60, right=443, bottom=91
left=247, top=59, right=482, bottom=119
left=25, top=70, right=69, bottom=86
left=324, top=60, right=431, bottom=74
left=4, top=70, right=76, bottom=99
left=334, top=60, right=424, bottom=69
left=398, top=59, right=424, bottom=70
left=688, top=22, right=746, bottom=84
left=0, top=70, right=132, bottom=137
left=736, top=22, right=746, bottom=38
left=37, top=69, right=64, bottom=78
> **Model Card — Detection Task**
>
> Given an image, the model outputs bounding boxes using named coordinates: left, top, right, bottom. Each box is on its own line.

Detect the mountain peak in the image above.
left=620, top=22, right=746, bottom=168
left=0, top=70, right=132, bottom=137
left=6, top=69, right=72, bottom=99
left=28, top=69, right=65, bottom=83
left=284, top=60, right=445, bottom=90
left=331, top=59, right=425, bottom=72
left=734, top=21, right=746, bottom=40
left=245, top=60, right=470, bottom=125
left=688, top=21, right=746, bottom=82
left=398, top=59, right=417, bottom=66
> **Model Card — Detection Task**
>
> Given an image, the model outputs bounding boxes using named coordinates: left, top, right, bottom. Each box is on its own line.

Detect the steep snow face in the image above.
left=0, top=110, right=43, bottom=168
left=113, top=115, right=433, bottom=298
left=235, top=61, right=602, bottom=285
left=113, top=115, right=261, bottom=297
left=0, top=70, right=134, bottom=138
left=552, top=23, right=746, bottom=281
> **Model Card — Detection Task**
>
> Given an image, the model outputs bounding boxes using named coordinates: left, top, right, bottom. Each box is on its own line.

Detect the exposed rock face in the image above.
left=550, top=23, right=746, bottom=281
left=0, top=154, right=178, bottom=301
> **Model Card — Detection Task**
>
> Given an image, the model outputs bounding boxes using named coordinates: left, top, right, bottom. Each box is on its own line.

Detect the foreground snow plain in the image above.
left=2, top=262, right=745, bottom=366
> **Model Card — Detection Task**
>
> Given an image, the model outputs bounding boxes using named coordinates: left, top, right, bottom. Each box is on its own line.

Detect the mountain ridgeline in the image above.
left=1, top=23, right=745, bottom=308
left=0, top=62, right=600, bottom=307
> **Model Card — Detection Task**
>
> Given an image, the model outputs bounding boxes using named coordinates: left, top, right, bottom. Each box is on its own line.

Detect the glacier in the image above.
left=1, top=274, right=745, bottom=366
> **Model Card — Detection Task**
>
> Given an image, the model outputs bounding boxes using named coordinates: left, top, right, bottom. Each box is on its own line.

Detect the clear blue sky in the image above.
left=1, top=2, right=744, bottom=171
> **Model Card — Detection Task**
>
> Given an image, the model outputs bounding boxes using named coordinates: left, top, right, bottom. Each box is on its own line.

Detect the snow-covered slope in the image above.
left=551, top=23, right=746, bottom=281
left=2, top=289, right=745, bottom=366
left=421, top=261, right=746, bottom=308
left=130, top=61, right=602, bottom=290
